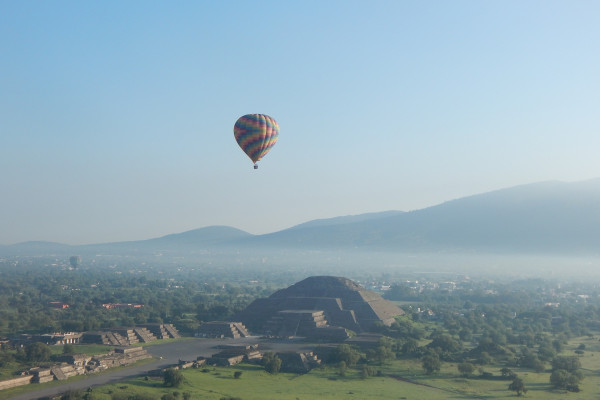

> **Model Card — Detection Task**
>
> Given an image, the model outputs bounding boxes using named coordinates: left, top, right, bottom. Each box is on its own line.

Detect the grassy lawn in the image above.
left=80, top=355, right=600, bottom=400
left=84, top=363, right=459, bottom=400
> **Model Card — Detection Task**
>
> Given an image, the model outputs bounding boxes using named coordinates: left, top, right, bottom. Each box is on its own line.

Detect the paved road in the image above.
left=6, top=337, right=316, bottom=400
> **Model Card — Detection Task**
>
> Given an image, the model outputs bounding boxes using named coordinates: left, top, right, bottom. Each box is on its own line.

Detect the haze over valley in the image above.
left=3, top=179, right=600, bottom=280
left=3, top=3, right=600, bottom=398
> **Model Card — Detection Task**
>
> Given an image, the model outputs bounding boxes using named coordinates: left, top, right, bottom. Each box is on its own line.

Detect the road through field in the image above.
left=7, top=336, right=314, bottom=400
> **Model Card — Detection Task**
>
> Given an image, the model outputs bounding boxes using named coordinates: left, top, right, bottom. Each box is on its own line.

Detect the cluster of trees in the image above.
left=380, top=280, right=600, bottom=393
left=550, top=356, right=584, bottom=392
left=0, top=341, right=84, bottom=378
left=0, top=265, right=274, bottom=337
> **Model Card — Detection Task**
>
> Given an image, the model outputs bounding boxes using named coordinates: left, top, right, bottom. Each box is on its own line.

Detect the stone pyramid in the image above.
left=237, top=276, right=403, bottom=335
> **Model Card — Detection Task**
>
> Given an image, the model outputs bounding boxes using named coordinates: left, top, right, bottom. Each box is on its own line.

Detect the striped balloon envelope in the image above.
left=234, top=114, right=279, bottom=169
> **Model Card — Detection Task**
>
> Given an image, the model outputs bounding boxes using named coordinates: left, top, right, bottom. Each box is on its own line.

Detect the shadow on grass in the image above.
left=114, top=378, right=163, bottom=390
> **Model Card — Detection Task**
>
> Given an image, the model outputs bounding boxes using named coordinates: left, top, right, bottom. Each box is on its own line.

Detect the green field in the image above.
left=74, top=362, right=596, bottom=400
left=55, top=339, right=600, bottom=400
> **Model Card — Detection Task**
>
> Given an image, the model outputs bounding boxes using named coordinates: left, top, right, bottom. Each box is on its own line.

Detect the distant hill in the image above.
left=245, top=179, right=600, bottom=254
left=3, top=241, right=75, bottom=256
left=145, top=226, right=252, bottom=246
left=2, top=179, right=600, bottom=257
left=76, top=226, right=252, bottom=255
left=287, top=211, right=405, bottom=230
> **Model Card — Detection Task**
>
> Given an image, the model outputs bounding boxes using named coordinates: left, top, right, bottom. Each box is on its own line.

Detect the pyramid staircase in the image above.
left=233, top=322, right=250, bottom=337
left=276, top=351, right=322, bottom=373
left=105, top=331, right=129, bottom=346
left=133, top=327, right=157, bottom=343
left=264, top=310, right=328, bottom=337
left=197, top=321, right=250, bottom=338
left=163, top=323, right=181, bottom=338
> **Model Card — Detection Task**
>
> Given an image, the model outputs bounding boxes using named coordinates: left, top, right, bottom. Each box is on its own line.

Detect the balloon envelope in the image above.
left=234, top=114, right=279, bottom=165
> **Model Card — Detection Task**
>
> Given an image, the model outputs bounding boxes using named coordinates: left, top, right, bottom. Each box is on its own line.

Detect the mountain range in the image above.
left=2, top=179, right=600, bottom=257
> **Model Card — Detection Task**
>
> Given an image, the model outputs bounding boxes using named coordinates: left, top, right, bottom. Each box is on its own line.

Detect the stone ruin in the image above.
left=196, top=321, right=251, bottom=338
left=80, top=323, right=180, bottom=346
left=236, top=276, right=403, bottom=338
left=0, top=347, right=151, bottom=391
left=276, top=351, right=322, bottom=373
left=201, top=344, right=322, bottom=373
left=205, top=344, right=263, bottom=366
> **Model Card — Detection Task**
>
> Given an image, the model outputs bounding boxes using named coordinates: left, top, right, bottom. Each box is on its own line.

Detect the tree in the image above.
left=519, top=351, right=545, bottom=372
left=401, top=338, right=419, bottom=356
left=262, top=352, right=282, bottom=374
left=552, top=356, right=581, bottom=373
left=550, top=369, right=583, bottom=391
left=550, top=356, right=584, bottom=392
left=427, top=333, right=462, bottom=354
left=500, top=367, right=516, bottom=379
left=537, top=342, right=556, bottom=361
left=477, top=351, right=493, bottom=365
left=422, top=353, right=441, bottom=374
left=163, top=368, right=184, bottom=387
left=25, top=342, right=52, bottom=362
left=338, top=360, right=347, bottom=376
left=508, top=377, right=527, bottom=396
left=457, top=362, right=475, bottom=377
left=458, top=328, right=473, bottom=342
left=329, top=344, right=362, bottom=366
left=360, top=364, right=376, bottom=379
left=367, top=344, right=395, bottom=365
left=550, top=369, right=570, bottom=389
left=63, top=343, right=76, bottom=355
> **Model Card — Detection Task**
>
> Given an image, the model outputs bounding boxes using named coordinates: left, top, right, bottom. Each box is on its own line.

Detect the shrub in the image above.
left=163, top=368, right=184, bottom=387
left=262, top=352, right=282, bottom=374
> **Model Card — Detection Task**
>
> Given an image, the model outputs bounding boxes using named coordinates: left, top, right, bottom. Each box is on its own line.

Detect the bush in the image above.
left=163, top=368, right=184, bottom=387
left=25, top=342, right=52, bottom=362
left=63, top=344, right=76, bottom=355
left=552, top=356, right=581, bottom=373
left=422, top=353, right=441, bottom=374
left=262, top=352, right=282, bottom=374
left=508, top=377, right=527, bottom=396
left=360, top=365, right=376, bottom=379
left=457, top=362, right=475, bottom=377
left=329, top=344, right=362, bottom=366
left=338, top=361, right=347, bottom=376
left=550, top=369, right=583, bottom=391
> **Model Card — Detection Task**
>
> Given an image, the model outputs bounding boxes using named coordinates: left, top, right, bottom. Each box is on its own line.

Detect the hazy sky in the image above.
left=1, top=1, right=599, bottom=245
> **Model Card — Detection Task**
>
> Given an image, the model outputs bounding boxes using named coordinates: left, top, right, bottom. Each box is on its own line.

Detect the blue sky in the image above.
left=1, top=1, right=599, bottom=245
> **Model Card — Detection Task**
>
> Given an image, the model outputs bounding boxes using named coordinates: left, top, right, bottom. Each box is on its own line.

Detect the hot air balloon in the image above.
left=234, top=114, right=279, bottom=169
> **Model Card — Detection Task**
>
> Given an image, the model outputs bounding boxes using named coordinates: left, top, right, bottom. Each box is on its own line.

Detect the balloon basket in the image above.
left=253, top=164, right=258, bottom=169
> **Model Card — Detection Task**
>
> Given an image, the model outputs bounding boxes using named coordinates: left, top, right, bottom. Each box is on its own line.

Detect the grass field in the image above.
left=75, top=340, right=600, bottom=400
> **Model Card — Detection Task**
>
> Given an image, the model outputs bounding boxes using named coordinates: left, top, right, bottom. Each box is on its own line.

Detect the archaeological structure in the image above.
left=235, top=276, right=403, bottom=339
